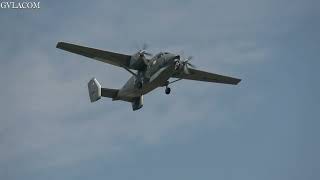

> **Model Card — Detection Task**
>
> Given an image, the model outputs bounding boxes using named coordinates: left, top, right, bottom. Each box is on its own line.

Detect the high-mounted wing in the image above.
left=56, top=42, right=131, bottom=68
left=172, top=68, right=241, bottom=85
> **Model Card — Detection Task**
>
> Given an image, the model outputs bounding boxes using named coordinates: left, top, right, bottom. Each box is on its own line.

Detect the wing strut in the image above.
left=121, top=65, right=138, bottom=77
left=168, top=78, right=183, bottom=84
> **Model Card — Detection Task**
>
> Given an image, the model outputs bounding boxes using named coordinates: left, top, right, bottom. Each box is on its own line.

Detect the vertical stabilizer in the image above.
left=88, top=78, right=101, bottom=102
left=132, top=96, right=143, bottom=111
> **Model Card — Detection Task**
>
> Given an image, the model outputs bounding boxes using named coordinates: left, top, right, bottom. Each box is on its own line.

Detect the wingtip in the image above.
left=235, top=79, right=242, bottom=85
left=56, top=42, right=66, bottom=49
left=56, top=42, right=62, bottom=48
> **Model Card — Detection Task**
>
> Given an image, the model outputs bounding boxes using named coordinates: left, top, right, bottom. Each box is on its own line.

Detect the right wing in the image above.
left=172, top=68, right=241, bottom=85
left=56, top=42, right=131, bottom=68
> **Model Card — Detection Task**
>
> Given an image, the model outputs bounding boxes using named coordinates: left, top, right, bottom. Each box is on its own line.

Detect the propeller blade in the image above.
left=143, top=52, right=153, bottom=56
left=142, top=43, right=148, bottom=50
left=138, top=43, right=152, bottom=57
left=184, top=63, right=190, bottom=74
left=179, top=50, right=185, bottom=59
left=186, top=56, right=193, bottom=61
left=186, top=62, right=196, bottom=68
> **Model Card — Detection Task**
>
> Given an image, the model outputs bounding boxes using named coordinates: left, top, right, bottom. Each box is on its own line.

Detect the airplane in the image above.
left=56, top=42, right=241, bottom=111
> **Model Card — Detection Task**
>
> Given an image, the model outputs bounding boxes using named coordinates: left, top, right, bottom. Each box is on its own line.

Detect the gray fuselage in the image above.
left=117, top=52, right=179, bottom=99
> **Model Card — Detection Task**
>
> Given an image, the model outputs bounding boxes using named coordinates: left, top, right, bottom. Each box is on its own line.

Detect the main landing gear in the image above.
left=164, top=81, right=171, bottom=95
left=165, top=87, right=171, bottom=95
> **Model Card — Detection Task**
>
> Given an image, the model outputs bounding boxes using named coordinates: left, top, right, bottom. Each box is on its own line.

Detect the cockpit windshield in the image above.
left=155, top=53, right=163, bottom=59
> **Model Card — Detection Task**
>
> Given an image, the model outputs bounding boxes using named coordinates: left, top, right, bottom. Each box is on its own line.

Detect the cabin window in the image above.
left=156, top=53, right=163, bottom=58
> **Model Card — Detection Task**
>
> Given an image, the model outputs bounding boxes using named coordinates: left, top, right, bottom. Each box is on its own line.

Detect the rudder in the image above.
left=88, top=78, right=119, bottom=103
left=88, top=78, right=102, bottom=102
left=131, top=96, right=143, bottom=111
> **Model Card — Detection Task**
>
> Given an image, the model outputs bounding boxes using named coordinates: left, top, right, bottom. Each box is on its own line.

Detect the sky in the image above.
left=0, top=0, right=319, bottom=179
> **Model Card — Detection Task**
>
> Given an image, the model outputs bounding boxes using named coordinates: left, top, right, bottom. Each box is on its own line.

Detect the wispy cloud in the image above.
left=0, top=0, right=318, bottom=179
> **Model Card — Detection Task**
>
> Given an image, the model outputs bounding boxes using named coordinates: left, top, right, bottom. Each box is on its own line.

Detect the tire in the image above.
left=165, top=87, right=171, bottom=94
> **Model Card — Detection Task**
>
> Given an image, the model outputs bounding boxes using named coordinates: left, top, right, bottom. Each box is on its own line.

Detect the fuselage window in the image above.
left=156, top=53, right=163, bottom=59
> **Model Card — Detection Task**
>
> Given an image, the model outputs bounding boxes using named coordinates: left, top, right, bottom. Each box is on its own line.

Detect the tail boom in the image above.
left=88, top=78, right=143, bottom=111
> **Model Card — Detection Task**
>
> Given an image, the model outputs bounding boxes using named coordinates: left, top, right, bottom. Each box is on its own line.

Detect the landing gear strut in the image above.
left=165, top=87, right=171, bottom=94
left=174, top=61, right=180, bottom=70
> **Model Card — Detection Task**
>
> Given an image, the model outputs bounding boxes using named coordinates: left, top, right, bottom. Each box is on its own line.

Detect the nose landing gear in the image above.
left=174, top=61, right=180, bottom=70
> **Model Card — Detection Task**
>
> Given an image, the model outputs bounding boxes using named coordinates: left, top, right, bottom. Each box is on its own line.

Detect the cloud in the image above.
left=0, top=0, right=267, bottom=170
left=1, top=0, right=318, bottom=179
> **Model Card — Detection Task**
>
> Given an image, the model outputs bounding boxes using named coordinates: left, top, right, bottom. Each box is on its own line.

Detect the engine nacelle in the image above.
left=129, top=53, right=147, bottom=70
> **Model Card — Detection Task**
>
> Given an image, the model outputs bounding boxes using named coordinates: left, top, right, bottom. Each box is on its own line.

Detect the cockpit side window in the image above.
left=155, top=53, right=163, bottom=59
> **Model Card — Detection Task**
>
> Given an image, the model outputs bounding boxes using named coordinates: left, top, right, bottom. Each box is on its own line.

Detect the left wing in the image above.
left=56, top=42, right=131, bottom=68
left=172, top=68, right=241, bottom=85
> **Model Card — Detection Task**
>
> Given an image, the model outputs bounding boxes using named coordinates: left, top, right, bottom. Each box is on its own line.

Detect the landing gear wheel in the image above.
left=165, top=87, right=171, bottom=95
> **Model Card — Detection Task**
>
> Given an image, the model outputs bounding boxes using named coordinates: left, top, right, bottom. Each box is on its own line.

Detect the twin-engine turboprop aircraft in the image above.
left=56, top=42, right=241, bottom=111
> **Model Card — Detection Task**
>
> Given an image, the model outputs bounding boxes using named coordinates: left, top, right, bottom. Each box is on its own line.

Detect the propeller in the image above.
left=180, top=54, right=196, bottom=75
left=134, top=43, right=153, bottom=66
left=138, top=43, right=153, bottom=57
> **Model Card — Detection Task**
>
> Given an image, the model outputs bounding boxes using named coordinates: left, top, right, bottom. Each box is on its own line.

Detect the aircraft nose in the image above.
left=172, top=55, right=180, bottom=61
left=167, top=54, right=180, bottom=64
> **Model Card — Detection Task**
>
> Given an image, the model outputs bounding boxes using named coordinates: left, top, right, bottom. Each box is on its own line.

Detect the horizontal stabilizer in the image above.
left=101, top=88, right=118, bottom=99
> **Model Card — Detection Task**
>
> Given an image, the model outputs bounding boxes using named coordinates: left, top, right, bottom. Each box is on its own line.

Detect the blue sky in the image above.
left=0, top=0, right=319, bottom=179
